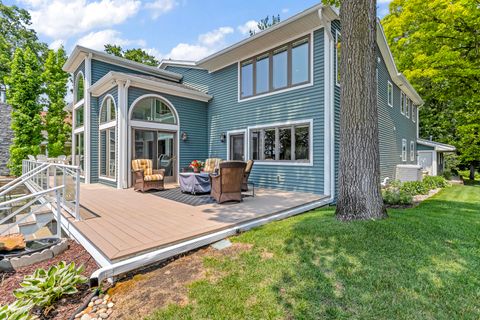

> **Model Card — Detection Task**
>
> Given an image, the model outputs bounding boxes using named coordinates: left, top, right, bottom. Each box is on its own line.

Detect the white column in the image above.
left=84, top=53, right=92, bottom=183
left=323, top=22, right=335, bottom=198
left=116, top=80, right=130, bottom=189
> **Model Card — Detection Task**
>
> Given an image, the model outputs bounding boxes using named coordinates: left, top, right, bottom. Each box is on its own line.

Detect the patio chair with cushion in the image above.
left=131, top=159, right=165, bottom=192
left=203, top=158, right=222, bottom=174
left=242, top=160, right=254, bottom=193
left=210, top=161, right=246, bottom=204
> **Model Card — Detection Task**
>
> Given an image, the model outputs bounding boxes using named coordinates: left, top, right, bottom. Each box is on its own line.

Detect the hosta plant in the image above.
left=14, top=261, right=87, bottom=308
left=0, top=300, right=33, bottom=320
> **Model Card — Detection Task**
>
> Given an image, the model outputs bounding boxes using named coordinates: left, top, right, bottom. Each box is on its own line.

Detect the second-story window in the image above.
left=387, top=81, right=393, bottom=107
left=410, top=140, right=415, bottom=161
left=402, top=139, right=407, bottom=162
left=406, top=97, right=411, bottom=118
left=240, top=35, right=311, bottom=99
left=400, top=92, right=406, bottom=115
left=412, top=105, right=416, bottom=123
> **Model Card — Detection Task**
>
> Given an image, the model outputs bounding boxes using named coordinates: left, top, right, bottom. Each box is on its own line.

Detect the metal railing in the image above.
left=20, top=159, right=82, bottom=221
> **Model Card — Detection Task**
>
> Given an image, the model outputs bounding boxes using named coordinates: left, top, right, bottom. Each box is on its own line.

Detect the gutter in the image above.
left=89, top=196, right=334, bottom=287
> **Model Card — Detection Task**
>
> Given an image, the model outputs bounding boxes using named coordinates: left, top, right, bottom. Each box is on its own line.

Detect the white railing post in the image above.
left=55, top=188, right=62, bottom=238
left=75, top=169, right=80, bottom=221
left=62, top=166, right=66, bottom=209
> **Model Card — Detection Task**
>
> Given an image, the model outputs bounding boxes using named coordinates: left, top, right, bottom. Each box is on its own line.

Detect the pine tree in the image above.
left=4, top=47, right=43, bottom=175
left=42, top=47, right=70, bottom=157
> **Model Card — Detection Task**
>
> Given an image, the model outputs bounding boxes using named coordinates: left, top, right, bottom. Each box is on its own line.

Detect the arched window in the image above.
left=99, top=96, right=116, bottom=179
left=131, top=97, right=176, bottom=124
left=75, top=73, right=84, bottom=102
left=100, top=96, right=116, bottom=123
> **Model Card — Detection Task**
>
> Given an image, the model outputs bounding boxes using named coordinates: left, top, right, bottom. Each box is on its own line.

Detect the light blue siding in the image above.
left=92, top=60, right=162, bottom=84
left=205, top=28, right=325, bottom=194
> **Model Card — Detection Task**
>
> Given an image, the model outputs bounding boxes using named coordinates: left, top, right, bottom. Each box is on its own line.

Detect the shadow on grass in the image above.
left=274, top=191, right=480, bottom=319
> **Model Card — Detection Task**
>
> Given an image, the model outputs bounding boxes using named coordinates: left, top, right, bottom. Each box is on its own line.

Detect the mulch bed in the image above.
left=0, top=239, right=99, bottom=319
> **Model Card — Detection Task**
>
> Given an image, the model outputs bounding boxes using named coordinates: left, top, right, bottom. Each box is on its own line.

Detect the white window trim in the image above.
left=335, top=29, right=341, bottom=87
left=246, top=119, right=313, bottom=166
left=387, top=81, right=393, bottom=107
left=226, top=129, right=247, bottom=161
left=73, top=127, right=84, bottom=134
left=406, top=98, right=410, bottom=118
left=74, top=99, right=84, bottom=109
left=74, top=71, right=85, bottom=104
left=402, top=138, right=407, bottom=162
left=98, top=127, right=117, bottom=180
left=237, top=31, right=314, bottom=103
left=410, top=140, right=415, bottom=161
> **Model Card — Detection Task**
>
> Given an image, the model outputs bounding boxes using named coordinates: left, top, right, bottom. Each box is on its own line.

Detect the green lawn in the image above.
left=148, top=184, right=480, bottom=320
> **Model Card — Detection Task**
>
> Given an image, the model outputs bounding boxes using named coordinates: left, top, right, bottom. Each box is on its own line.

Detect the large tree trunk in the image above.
left=335, top=0, right=387, bottom=220
left=469, top=163, right=475, bottom=180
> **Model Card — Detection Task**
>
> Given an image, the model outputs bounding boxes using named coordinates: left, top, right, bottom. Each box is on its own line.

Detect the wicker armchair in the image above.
left=210, top=161, right=246, bottom=204
left=131, top=159, right=165, bottom=192
left=242, top=160, right=254, bottom=192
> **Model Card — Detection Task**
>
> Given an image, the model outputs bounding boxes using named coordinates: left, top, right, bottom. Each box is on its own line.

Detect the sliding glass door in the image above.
left=133, top=129, right=176, bottom=182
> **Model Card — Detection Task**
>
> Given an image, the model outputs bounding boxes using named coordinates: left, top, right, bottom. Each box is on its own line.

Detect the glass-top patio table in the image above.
left=178, top=172, right=211, bottom=194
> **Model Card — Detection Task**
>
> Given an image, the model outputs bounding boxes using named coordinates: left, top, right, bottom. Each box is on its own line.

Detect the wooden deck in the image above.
left=71, top=183, right=326, bottom=263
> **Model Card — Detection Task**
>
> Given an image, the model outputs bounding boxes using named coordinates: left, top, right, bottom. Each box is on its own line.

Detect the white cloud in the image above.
left=21, top=0, right=141, bottom=40
left=145, top=0, right=177, bottom=19
left=76, top=29, right=145, bottom=51
left=163, top=26, right=234, bottom=61
left=237, top=20, right=259, bottom=36
left=49, top=39, right=66, bottom=50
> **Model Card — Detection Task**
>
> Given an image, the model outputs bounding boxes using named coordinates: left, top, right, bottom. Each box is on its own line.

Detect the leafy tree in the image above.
left=104, top=44, right=159, bottom=66
left=4, top=47, right=43, bottom=175
left=0, top=0, right=46, bottom=85
left=42, top=47, right=70, bottom=157
left=382, top=0, right=480, bottom=175
left=249, top=15, right=281, bottom=36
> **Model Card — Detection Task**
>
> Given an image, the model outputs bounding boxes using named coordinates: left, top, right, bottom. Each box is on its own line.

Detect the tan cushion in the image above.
left=144, top=174, right=164, bottom=181
left=132, top=159, right=153, bottom=176
left=204, top=158, right=222, bottom=173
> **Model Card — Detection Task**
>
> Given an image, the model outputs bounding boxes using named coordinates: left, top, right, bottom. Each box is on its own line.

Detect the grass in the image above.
left=147, top=184, right=480, bottom=320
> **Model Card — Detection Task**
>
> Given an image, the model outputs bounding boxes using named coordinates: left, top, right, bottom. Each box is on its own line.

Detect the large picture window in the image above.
left=250, top=122, right=311, bottom=163
left=99, top=96, right=116, bottom=179
left=240, top=35, right=311, bottom=99
left=131, top=97, right=176, bottom=124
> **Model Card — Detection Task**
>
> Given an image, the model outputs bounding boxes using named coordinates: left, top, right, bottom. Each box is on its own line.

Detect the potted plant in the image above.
left=189, top=160, right=204, bottom=173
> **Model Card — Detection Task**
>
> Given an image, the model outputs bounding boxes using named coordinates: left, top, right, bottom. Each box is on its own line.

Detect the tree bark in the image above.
left=469, top=163, right=475, bottom=180
left=335, top=0, right=387, bottom=220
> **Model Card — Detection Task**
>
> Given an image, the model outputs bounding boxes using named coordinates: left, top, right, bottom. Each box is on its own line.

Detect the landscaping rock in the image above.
left=0, top=234, right=25, bottom=251
left=80, top=314, right=91, bottom=320
left=99, top=313, right=109, bottom=319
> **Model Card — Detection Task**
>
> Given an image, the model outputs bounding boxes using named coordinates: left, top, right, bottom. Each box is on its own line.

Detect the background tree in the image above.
left=104, top=44, right=159, bottom=66
left=382, top=0, right=480, bottom=178
left=42, top=47, right=70, bottom=157
left=324, top=0, right=386, bottom=220
left=4, top=47, right=43, bottom=175
left=0, top=1, right=46, bottom=86
left=249, top=15, right=281, bottom=36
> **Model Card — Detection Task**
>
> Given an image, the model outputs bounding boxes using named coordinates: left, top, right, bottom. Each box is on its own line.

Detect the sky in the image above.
left=5, top=0, right=393, bottom=62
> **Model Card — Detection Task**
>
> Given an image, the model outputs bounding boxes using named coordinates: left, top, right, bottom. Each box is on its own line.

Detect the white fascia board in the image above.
left=417, top=139, right=456, bottom=152
left=89, top=72, right=212, bottom=102
left=63, top=46, right=182, bottom=82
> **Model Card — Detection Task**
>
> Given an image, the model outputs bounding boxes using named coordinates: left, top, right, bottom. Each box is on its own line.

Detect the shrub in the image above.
left=382, top=188, right=413, bottom=205
left=0, top=300, right=32, bottom=320
left=422, top=176, right=449, bottom=190
left=13, top=261, right=87, bottom=308
left=400, top=181, right=430, bottom=196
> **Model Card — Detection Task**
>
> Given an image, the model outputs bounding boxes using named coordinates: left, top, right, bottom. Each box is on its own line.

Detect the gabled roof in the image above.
left=197, top=4, right=337, bottom=72
left=88, top=71, right=212, bottom=102
left=417, top=139, right=456, bottom=152
left=63, top=46, right=183, bottom=82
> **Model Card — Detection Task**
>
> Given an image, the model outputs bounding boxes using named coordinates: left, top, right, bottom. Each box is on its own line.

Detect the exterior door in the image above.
left=133, top=129, right=177, bottom=183
left=229, top=133, right=245, bottom=161
left=418, top=151, right=433, bottom=175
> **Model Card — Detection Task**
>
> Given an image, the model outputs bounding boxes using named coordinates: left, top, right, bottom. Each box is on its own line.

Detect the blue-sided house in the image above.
left=63, top=3, right=428, bottom=199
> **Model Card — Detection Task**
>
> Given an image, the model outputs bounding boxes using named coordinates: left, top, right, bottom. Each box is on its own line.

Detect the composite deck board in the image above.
left=73, top=184, right=324, bottom=262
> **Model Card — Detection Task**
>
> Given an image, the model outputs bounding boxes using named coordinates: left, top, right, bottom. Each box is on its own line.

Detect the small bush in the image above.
left=422, top=176, right=449, bottom=189
left=14, top=261, right=87, bottom=308
left=400, top=181, right=430, bottom=196
left=382, top=188, right=413, bottom=205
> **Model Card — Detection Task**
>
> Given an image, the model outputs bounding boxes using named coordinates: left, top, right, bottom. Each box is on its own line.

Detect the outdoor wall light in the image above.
left=220, top=132, right=226, bottom=143
left=181, top=131, right=188, bottom=141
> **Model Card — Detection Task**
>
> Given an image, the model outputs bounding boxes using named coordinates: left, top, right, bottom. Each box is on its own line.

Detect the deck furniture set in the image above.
left=131, top=158, right=254, bottom=203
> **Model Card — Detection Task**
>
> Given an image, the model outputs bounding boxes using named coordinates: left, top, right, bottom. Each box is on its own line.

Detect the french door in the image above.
left=133, top=129, right=176, bottom=182
left=229, top=133, right=245, bottom=161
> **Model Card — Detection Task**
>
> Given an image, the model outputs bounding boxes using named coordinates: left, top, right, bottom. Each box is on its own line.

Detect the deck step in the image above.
left=0, top=223, right=20, bottom=236
left=30, top=204, right=52, bottom=215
